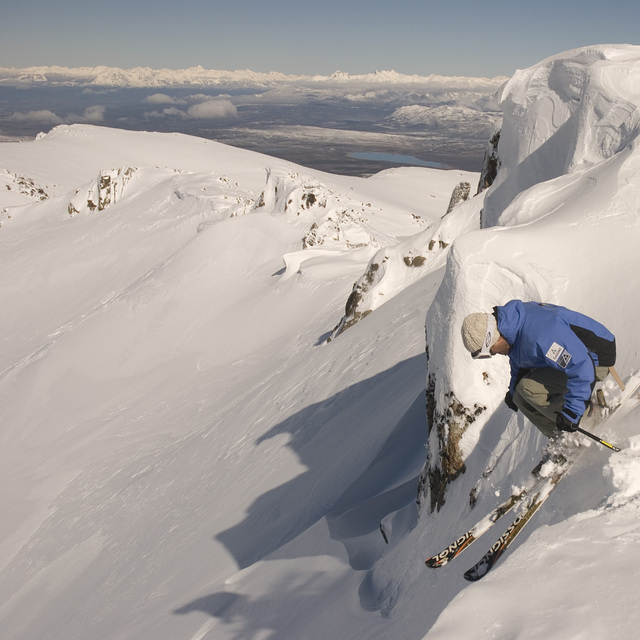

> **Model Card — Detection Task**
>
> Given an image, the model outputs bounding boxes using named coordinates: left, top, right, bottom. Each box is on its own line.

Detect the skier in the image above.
left=461, top=300, right=616, bottom=439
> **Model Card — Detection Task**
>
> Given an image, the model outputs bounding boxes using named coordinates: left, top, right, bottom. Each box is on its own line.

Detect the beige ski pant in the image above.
left=513, top=366, right=609, bottom=438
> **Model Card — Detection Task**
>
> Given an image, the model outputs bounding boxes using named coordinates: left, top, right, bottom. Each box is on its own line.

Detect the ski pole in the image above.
left=610, top=366, right=625, bottom=391
left=576, top=426, right=621, bottom=452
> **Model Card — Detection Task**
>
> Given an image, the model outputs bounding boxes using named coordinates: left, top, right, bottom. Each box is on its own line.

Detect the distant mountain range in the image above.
left=0, top=64, right=508, bottom=89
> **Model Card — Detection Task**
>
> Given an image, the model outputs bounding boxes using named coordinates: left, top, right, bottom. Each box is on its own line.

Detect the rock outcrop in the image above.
left=68, top=167, right=137, bottom=215
left=330, top=181, right=480, bottom=339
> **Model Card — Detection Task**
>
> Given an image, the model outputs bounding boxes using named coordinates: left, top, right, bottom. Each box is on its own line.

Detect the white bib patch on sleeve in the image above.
left=546, top=342, right=564, bottom=362
left=546, top=341, right=572, bottom=368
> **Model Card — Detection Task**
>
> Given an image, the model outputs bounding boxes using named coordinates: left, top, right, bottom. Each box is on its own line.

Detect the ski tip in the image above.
left=463, top=560, right=491, bottom=582
left=425, top=557, right=447, bottom=569
left=463, top=568, right=484, bottom=582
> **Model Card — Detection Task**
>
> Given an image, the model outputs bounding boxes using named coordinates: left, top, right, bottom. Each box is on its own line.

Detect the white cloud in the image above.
left=144, top=99, right=238, bottom=121
left=162, top=107, right=188, bottom=118
left=186, top=93, right=230, bottom=102
left=187, top=99, right=237, bottom=119
left=82, top=88, right=117, bottom=95
left=144, top=93, right=186, bottom=105
left=83, top=105, right=106, bottom=122
left=144, top=107, right=189, bottom=119
left=7, top=106, right=106, bottom=125
left=7, top=110, right=64, bottom=124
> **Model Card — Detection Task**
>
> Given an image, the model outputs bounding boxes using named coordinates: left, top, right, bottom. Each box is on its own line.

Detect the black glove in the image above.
left=556, top=411, right=579, bottom=432
left=504, top=392, right=518, bottom=413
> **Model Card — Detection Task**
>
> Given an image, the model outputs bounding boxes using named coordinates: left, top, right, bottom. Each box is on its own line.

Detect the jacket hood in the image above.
left=495, top=300, right=526, bottom=345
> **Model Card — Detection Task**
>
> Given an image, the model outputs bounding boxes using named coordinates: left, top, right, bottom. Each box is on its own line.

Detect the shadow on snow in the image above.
left=176, top=355, right=429, bottom=634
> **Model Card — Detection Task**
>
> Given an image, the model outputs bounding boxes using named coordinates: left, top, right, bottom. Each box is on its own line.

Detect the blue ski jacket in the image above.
left=495, top=300, right=616, bottom=421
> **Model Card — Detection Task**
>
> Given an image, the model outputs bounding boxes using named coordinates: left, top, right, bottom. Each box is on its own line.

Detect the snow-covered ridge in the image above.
left=0, top=64, right=507, bottom=89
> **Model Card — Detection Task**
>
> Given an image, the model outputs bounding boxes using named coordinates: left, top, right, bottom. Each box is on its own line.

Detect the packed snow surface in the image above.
left=2, top=44, right=640, bottom=640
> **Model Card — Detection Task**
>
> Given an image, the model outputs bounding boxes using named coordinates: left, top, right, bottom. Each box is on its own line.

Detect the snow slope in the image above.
left=3, top=43, right=640, bottom=640
left=0, top=124, right=473, bottom=639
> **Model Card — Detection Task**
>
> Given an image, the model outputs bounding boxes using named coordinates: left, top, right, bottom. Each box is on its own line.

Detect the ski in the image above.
left=461, top=380, right=640, bottom=581
left=424, top=493, right=520, bottom=568
left=424, top=456, right=553, bottom=568
left=463, top=456, right=574, bottom=581
left=424, top=376, right=639, bottom=575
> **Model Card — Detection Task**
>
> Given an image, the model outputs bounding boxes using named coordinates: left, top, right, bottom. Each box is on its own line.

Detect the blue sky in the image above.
left=3, top=0, right=640, bottom=77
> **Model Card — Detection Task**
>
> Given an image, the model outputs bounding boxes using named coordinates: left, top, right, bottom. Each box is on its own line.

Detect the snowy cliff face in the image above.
left=419, top=44, right=640, bottom=513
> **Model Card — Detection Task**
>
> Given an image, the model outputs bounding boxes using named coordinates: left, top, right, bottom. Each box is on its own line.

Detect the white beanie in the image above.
left=461, top=312, right=499, bottom=354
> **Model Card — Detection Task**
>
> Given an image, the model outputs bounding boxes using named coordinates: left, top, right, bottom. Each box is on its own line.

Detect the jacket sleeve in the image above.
left=540, top=332, right=595, bottom=421
left=508, top=359, right=521, bottom=397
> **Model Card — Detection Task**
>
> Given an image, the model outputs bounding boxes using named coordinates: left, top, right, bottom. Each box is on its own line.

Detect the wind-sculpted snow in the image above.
left=483, top=44, right=640, bottom=227
left=253, top=168, right=378, bottom=250
left=250, top=166, right=479, bottom=301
